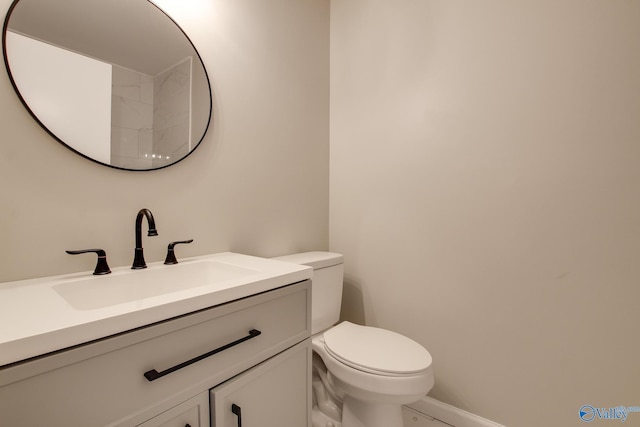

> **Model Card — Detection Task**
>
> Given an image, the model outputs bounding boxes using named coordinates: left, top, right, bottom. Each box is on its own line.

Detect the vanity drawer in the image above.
left=0, top=281, right=310, bottom=427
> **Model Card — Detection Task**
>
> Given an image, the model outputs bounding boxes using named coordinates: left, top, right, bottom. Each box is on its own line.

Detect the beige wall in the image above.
left=0, top=0, right=329, bottom=283
left=330, top=1, right=640, bottom=426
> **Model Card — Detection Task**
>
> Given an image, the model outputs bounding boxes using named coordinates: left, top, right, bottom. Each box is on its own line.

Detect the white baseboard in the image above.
left=405, top=397, right=506, bottom=427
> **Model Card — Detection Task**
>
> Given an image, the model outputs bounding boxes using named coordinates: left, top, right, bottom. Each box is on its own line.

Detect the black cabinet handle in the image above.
left=143, top=329, right=261, bottom=381
left=231, top=404, right=242, bottom=427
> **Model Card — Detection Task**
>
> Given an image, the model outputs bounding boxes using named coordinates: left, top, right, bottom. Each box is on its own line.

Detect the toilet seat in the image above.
left=322, top=322, right=432, bottom=376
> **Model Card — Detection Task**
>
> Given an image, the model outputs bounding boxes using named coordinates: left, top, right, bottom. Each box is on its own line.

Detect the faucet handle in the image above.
left=66, top=249, right=112, bottom=275
left=164, top=239, right=194, bottom=265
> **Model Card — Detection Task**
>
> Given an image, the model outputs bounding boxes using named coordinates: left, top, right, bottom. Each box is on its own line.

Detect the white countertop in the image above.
left=0, top=252, right=311, bottom=367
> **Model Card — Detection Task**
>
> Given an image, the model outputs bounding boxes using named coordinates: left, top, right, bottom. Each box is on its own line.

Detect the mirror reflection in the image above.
left=3, top=0, right=212, bottom=170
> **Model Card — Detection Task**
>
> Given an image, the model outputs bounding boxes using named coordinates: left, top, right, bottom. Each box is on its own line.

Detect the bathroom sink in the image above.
left=54, top=260, right=258, bottom=310
left=0, top=252, right=312, bottom=366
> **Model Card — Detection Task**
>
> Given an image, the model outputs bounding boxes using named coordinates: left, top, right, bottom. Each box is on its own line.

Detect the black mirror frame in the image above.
left=1, top=0, right=213, bottom=172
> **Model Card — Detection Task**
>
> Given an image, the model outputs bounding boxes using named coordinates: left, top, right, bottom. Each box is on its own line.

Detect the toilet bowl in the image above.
left=313, top=322, right=433, bottom=427
left=273, top=252, right=434, bottom=427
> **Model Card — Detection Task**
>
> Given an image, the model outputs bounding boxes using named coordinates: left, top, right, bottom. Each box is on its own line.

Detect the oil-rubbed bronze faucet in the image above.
left=132, top=208, right=158, bottom=269
left=164, top=239, right=194, bottom=265
left=66, top=249, right=111, bottom=275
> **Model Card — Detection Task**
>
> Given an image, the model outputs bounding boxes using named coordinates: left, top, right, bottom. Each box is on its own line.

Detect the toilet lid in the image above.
left=323, top=322, right=432, bottom=375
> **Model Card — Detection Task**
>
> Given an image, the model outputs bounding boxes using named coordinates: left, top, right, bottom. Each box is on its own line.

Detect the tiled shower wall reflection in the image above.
left=111, top=66, right=154, bottom=169
left=153, top=58, right=192, bottom=168
left=111, top=58, right=191, bottom=169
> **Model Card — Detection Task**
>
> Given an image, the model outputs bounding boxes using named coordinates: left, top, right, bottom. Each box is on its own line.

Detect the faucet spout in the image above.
left=132, top=208, right=158, bottom=269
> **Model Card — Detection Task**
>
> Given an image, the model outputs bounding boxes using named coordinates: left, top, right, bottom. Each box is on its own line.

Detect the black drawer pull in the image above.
left=144, top=329, right=261, bottom=381
left=232, top=403, right=242, bottom=427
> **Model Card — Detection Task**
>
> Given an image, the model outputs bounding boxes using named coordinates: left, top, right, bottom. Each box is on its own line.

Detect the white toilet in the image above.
left=273, top=252, right=434, bottom=427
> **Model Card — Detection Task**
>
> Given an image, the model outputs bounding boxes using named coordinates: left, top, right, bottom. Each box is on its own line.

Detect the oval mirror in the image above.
left=2, top=0, right=212, bottom=171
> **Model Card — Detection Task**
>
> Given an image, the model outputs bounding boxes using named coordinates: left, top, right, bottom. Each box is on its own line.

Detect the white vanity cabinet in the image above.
left=0, top=280, right=311, bottom=427
left=210, top=340, right=310, bottom=426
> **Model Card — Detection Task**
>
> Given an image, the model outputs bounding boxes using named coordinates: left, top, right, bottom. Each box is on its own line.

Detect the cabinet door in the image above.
left=137, top=392, right=209, bottom=427
left=210, top=340, right=311, bottom=427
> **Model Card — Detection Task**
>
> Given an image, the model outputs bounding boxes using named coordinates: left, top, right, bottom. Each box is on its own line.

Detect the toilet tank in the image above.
left=272, top=252, right=344, bottom=334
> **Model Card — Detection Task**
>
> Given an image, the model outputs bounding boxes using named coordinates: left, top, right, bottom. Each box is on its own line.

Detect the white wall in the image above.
left=330, top=1, right=640, bottom=426
left=6, top=30, right=112, bottom=164
left=0, top=0, right=329, bottom=282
